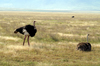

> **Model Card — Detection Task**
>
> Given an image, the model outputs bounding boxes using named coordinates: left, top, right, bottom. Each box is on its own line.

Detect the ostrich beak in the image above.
left=14, top=31, right=18, bottom=33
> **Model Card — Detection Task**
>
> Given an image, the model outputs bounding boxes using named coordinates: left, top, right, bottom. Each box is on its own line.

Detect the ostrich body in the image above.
left=14, top=21, right=37, bottom=46
left=77, top=34, right=91, bottom=51
left=72, top=16, right=74, bottom=18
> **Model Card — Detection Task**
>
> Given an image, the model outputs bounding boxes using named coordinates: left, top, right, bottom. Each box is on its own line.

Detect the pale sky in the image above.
left=0, top=0, right=100, bottom=11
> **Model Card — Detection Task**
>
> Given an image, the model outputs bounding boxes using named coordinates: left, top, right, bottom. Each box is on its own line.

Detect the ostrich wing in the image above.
left=25, top=25, right=37, bottom=37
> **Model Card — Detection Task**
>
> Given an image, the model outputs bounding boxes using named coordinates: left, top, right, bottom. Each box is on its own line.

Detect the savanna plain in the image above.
left=0, top=11, right=100, bottom=66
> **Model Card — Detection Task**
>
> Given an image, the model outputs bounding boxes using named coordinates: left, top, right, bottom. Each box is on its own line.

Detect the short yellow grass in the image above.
left=0, top=11, right=100, bottom=66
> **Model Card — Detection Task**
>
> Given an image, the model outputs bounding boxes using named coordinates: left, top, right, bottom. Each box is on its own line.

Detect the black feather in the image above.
left=15, top=27, right=24, bottom=34
left=25, top=25, right=37, bottom=37
left=15, top=25, right=37, bottom=37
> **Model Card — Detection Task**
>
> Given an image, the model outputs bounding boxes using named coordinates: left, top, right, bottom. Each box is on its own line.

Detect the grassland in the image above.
left=0, top=11, right=100, bottom=66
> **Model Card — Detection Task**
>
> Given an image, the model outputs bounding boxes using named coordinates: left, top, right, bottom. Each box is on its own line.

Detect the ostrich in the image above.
left=77, top=34, right=91, bottom=51
left=72, top=16, right=74, bottom=18
left=14, top=21, right=37, bottom=46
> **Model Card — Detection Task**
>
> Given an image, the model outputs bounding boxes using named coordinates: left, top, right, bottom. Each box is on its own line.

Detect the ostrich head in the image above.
left=14, top=30, right=18, bottom=33
left=87, top=34, right=89, bottom=36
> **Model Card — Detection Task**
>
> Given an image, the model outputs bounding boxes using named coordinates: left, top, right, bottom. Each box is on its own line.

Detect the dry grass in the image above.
left=0, top=11, right=100, bottom=66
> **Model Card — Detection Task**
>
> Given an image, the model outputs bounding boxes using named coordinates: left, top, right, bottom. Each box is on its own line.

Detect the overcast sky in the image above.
left=0, top=0, right=100, bottom=11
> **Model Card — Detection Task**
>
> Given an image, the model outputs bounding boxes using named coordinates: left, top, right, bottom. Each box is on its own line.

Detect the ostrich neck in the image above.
left=34, top=22, right=35, bottom=27
left=33, top=22, right=36, bottom=29
left=87, top=35, right=88, bottom=42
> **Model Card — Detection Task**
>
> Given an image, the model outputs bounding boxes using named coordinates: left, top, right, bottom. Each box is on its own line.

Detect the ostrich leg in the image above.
left=27, top=35, right=30, bottom=46
left=23, top=35, right=27, bottom=46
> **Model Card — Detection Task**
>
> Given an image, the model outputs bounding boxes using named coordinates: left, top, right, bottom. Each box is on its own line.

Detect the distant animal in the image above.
left=14, top=21, right=37, bottom=46
left=72, top=16, right=74, bottom=18
left=77, top=34, right=91, bottom=51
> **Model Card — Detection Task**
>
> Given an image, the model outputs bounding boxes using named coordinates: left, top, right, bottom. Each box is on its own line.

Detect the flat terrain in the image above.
left=0, top=11, right=100, bottom=66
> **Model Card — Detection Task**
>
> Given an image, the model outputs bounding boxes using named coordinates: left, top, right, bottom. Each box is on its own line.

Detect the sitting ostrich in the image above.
left=14, top=21, right=37, bottom=46
left=77, top=34, right=91, bottom=51
left=72, top=16, right=74, bottom=18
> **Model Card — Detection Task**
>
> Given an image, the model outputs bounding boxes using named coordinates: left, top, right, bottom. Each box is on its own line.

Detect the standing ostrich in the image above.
left=77, top=34, right=91, bottom=51
left=14, top=21, right=37, bottom=46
